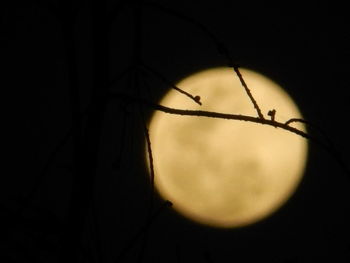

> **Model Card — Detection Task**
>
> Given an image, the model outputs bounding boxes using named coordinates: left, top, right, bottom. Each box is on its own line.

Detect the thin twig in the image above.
left=232, top=66, right=265, bottom=119
left=285, top=118, right=308, bottom=126
left=18, top=130, right=72, bottom=214
left=143, top=0, right=236, bottom=72
left=285, top=118, right=332, bottom=146
left=112, top=109, right=128, bottom=170
left=142, top=1, right=226, bottom=58
left=140, top=71, right=156, bottom=101
left=133, top=68, right=156, bottom=215
left=142, top=1, right=237, bottom=71
left=285, top=117, right=340, bottom=152
left=114, top=200, right=173, bottom=263
left=109, top=66, right=134, bottom=90
left=285, top=117, right=348, bottom=176
left=141, top=64, right=202, bottom=105
left=143, top=121, right=155, bottom=203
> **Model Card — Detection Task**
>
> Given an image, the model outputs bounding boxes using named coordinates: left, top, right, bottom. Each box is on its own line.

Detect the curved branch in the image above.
left=141, top=2, right=263, bottom=117
left=286, top=118, right=333, bottom=148
left=285, top=118, right=349, bottom=177
left=142, top=1, right=228, bottom=60
left=141, top=64, right=202, bottom=105
left=285, top=118, right=307, bottom=126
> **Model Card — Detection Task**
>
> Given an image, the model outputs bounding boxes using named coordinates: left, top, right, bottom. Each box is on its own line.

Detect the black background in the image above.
left=2, top=0, right=350, bottom=262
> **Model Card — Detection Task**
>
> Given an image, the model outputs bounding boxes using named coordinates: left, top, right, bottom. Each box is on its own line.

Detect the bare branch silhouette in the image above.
left=233, top=66, right=265, bottom=119
left=285, top=118, right=349, bottom=178
left=143, top=119, right=155, bottom=205
left=114, top=200, right=173, bottom=263
left=110, top=91, right=350, bottom=178
left=111, top=91, right=308, bottom=137
left=285, top=118, right=332, bottom=146
left=110, top=66, right=134, bottom=91
left=142, top=1, right=227, bottom=57
left=141, top=63, right=202, bottom=105
left=141, top=1, right=264, bottom=117
left=18, top=129, right=72, bottom=213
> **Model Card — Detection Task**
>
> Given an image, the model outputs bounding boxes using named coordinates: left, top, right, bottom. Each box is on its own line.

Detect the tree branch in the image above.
left=142, top=119, right=155, bottom=205
left=111, top=91, right=308, bottom=137
left=109, top=66, right=134, bottom=90
left=110, top=91, right=350, bottom=178
left=141, top=64, right=202, bottom=105
left=232, top=66, right=265, bottom=119
left=114, top=200, right=172, bottom=263
left=140, top=2, right=264, bottom=117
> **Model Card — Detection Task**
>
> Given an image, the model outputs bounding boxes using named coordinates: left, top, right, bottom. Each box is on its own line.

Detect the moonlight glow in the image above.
left=147, top=67, right=308, bottom=228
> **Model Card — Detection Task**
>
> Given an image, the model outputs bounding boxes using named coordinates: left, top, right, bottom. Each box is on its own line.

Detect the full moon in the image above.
left=147, top=67, right=307, bottom=228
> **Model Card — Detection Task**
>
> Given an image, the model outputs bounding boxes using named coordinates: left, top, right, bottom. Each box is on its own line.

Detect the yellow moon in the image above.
left=147, top=67, right=307, bottom=228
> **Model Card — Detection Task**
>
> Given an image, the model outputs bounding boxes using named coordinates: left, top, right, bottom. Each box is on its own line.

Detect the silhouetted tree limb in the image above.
left=111, top=91, right=308, bottom=137
left=141, top=1, right=264, bottom=118
left=110, top=91, right=350, bottom=178
left=232, top=66, right=265, bottom=119
left=140, top=63, right=202, bottom=105
left=141, top=115, right=155, bottom=207
left=114, top=200, right=173, bottom=263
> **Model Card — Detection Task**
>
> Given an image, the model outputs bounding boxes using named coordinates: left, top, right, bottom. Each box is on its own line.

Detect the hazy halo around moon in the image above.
left=147, top=67, right=308, bottom=228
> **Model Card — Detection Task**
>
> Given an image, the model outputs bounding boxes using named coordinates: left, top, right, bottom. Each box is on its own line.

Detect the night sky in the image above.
left=2, top=1, right=350, bottom=262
